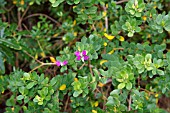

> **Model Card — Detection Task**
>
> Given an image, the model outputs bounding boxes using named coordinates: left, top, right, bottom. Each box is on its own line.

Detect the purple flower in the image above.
left=56, top=60, right=68, bottom=66
left=74, top=50, right=89, bottom=62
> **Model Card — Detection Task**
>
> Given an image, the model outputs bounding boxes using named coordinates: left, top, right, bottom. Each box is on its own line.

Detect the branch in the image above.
left=23, top=13, right=61, bottom=26
left=116, top=0, right=129, bottom=4
left=29, top=63, right=56, bottom=73
left=128, top=95, right=131, bottom=111
left=102, top=6, right=108, bottom=31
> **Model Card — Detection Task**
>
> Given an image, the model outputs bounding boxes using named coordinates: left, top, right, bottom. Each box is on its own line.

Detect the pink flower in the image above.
left=74, top=50, right=89, bottom=62
left=56, top=60, right=68, bottom=66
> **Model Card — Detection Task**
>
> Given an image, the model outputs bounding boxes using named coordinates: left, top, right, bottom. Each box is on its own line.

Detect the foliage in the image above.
left=0, top=0, right=170, bottom=112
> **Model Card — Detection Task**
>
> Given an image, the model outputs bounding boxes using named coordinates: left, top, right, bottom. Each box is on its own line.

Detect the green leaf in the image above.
left=26, top=82, right=35, bottom=89
left=157, top=69, right=164, bottom=75
left=0, top=38, right=22, bottom=50
left=73, top=90, right=82, bottom=97
left=6, top=95, right=15, bottom=106
left=49, top=0, right=56, bottom=4
left=19, top=86, right=25, bottom=95
left=16, top=95, right=24, bottom=100
left=23, top=73, right=30, bottom=80
left=118, top=83, right=125, bottom=89
left=50, top=77, right=57, bottom=86
left=24, top=96, right=29, bottom=103
left=0, top=53, right=5, bottom=74
left=74, top=0, right=80, bottom=4
left=126, top=82, right=132, bottom=90
left=38, top=101, right=43, bottom=105
left=52, top=0, right=64, bottom=7
left=128, top=32, right=134, bottom=37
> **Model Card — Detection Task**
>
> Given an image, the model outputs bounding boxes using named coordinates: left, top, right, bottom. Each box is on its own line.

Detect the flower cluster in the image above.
left=74, top=50, right=89, bottom=62
left=51, top=50, right=89, bottom=66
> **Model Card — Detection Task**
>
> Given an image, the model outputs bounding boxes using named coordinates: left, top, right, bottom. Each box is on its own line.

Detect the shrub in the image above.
left=0, top=0, right=170, bottom=112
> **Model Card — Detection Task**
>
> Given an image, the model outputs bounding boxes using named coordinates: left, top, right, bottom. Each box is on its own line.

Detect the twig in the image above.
left=79, top=63, right=86, bottom=70
left=64, top=95, right=69, bottom=112
left=29, top=63, right=56, bottom=73
left=23, top=13, right=61, bottom=26
left=88, top=60, right=93, bottom=76
left=116, top=0, right=129, bottom=4
left=18, top=6, right=30, bottom=30
left=114, top=47, right=124, bottom=50
left=128, top=95, right=131, bottom=111
left=15, top=52, right=19, bottom=67
left=140, top=88, right=155, bottom=95
left=23, top=50, right=42, bottom=64
left=102, top=6, right=108, bottom=31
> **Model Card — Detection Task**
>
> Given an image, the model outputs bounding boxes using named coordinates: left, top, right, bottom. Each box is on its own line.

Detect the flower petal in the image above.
left=74, top=51, right=80, bottom=57
left=56, top=61, right=61, bottom=66
left=83, top=55, right=89, bottom=60
left=76, top=56, right=81, bottom=60
left=62, top=60, right=68, bottom=66
left=82, top=50, right=87, bottom=55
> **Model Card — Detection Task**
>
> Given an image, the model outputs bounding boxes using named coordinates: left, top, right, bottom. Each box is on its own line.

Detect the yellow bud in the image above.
left=114, top=107, right=117, bottom=112
left=104, top=33, right=115, bottom=40
left=36, top=36, right=40, bottom=38
left=50, top=57, right=56, bottom=63
left=147, top=34, right=151, bottom=38
left=40, top=52, right=46, bottom=58
left=81, top=9, right=84, bottom=12
left=119, top=36, right=125, bottom=41
left=74, top=32, right=77, bottom=36
left=34, top=53, right=38, bottom=60
left=103, top=28, right=107, bottom=32
left=98, top=82, right=104, bottom=87
left=1, top=90, right=4, bottom=94
left=73, top=6, right=76, bottom=9
left=78, top=46, right=81, bottom=51
left=74, top=78, right=78, bottom=82
left=53, top=33, right=59, bottom=37
left=73, top=20, right=76, bottom=26
left=150, top=13, right=152, bottom=18
left=106, top=4, right=108, bottom=8
left=92, top=110, right=97, bottom=113
left=11, top=107, right=14, bottom=111
left=94, top=101, right=99, bottom=107
left=100, top=60, right=108, bottom=65
left=103, top=42, right=107, bottom=46
left=155, top=93, right=159, bottom=98
left=156, top=98, right=158, bottom=104
left=154, top=6, right=157, bottom=9
left=13, top=0, right=17, bottom=4
left=145, top=96, right=149, bottom=100
left=142, top=16, right=147, bottom=21
left=20, top=0, right=24, bottom=5
left=97, top=21, right=103, bottom=29
left=108, top=49, right=114, bottom=54
left=59, top=84, right=66, bottom=91
left=103, top=11, right=107, bottom=17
